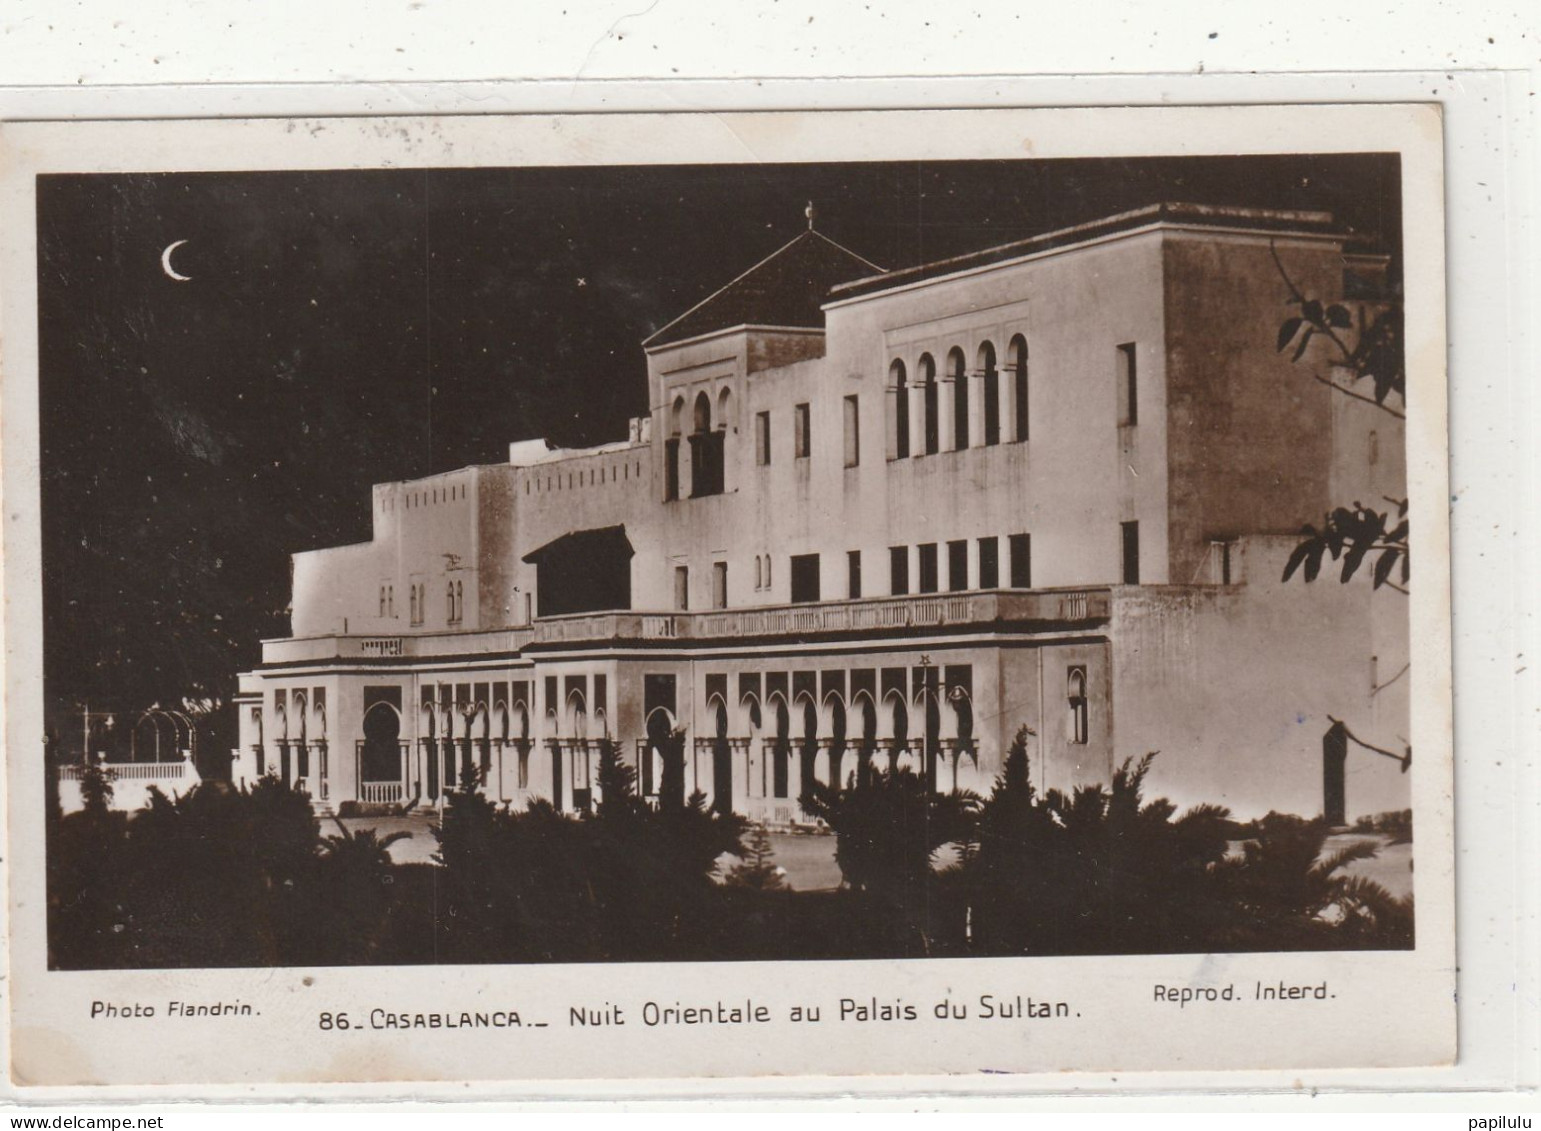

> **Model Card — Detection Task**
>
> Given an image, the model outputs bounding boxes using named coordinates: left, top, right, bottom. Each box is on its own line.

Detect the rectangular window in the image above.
left=1009, top=533, right=1032, bottom=589
left=712, top=561, right=728, bottom=609
left=947, top=540, right=968, bottom=592
left=978, top=537, right=1000, bottom=589
left=1121, top=520, right=1141, bottom=584
left=674, top=565, right=690, bottom=611
left=664, top=437, right=681, bottom=500
left=847, top=550, right=862, bottom=599
left=794, top=402, right=811, bottom=459
left=1116, top=342, right=1138, bottom=426
left=755, top=411, right=771, bottom=466
left=843, top=394, right=860, bottom=468
left=790, top=553, right=820, bottom=603
left=918, top=543, right=939, bottom=594
left=889, top=546, right=909, bottom=596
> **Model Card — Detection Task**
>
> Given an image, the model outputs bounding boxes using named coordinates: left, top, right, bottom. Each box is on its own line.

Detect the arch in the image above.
left=851, top=692, right=878, bottom=788
left=918, top=352, right=939, bottom=456
left=880, top=691, right=910, bottom=772
left=947, top=686, right=975, bottom=746
left=690, top=389, right=723, bottom=496
left=708, top=694, right=733, bottom=816
left=472, top=702, right=491, bottom=778
left=644, top=705, right=677, bottom=801
left=132, top=709, right=181, bottom=763
left=948, top=345, right=969, bottom=450
left=1008, top=333, right=1029, bottom=442
left=361, top=701, right=403, bottom=785
left=979, top=339, right=1000, bottom=446
left=670, top=396, right=686, bottom=438
left=821, top=691, right=849, bottom=788
left=890, top=359, right=910, bottom=459
left=510, top=702, right=531, bottom=791
left=1067, top=666, right=1089, bottom=745
left=716, top=385, right=732, bottom=431
left=565, top=687, right=589, bottom=741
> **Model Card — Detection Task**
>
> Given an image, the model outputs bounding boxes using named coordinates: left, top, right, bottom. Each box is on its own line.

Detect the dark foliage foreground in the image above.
left=47, top=737, right=1411, bottom=969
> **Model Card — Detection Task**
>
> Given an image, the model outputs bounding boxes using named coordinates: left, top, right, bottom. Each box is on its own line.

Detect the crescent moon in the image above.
left=160, top=240, right=192, bottom=282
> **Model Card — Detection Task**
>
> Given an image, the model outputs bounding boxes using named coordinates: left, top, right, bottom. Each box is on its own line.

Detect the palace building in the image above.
left=233, top=202, right=1410, bottom=825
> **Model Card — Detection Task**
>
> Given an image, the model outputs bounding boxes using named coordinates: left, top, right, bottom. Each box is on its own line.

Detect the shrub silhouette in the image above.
left=1211, top=813, right=1413, bottom=949
left=725, top=823, right=787, bottom=891
left=800, top=764, right=978, bottom=954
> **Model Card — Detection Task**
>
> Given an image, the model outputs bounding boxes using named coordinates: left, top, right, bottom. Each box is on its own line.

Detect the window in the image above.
left=756, top=411, right=772, bottom=466
left=665, top=396, right=684, bottom=501
left=889, top=546, right=910, bottom=596
left=978, top=537, right=1000, bottom=589
left=949, top=347, right=969, bottom=449
left=410, top=585, right=419, bottom=625
left=980, top=341, right=1000, bottom=446
left=379, top=587, right=387, bottom=617
left=1212, top=539, right=1234, bottom=586
left=1067, top=666, right=1089, bottom=745
left=947, top=540, right=968, bottom=591
left=1009, top=533, right=1032, bottom=589
left=1010, top=335, right=1029, bottom=442
left=790, top=553, right=820, bottom=603
left=664, top=437, right=681, bottom=500
left=843, top=395, right=860, bottom=468
left=794, top=403, right=811, bottom=459
left=674, top=566, right=690, bottom=611
left=919, top=354, right=939, bottom=456
left=847, top=550, right=862, bottom=599
left=1116, top=342, right=1138, bottom=426
left=689, top=391, right=724, bottom=497
left=712, top=561, right=728, bottom=609
left=446, top=581, right=456, bottom=622
left=754, top=555, right=764, bottom=590
left=1121, top=520, right=1141, bottom=584
left=764, top=555, right=772, bottom=590
left=890, top=359, right=910, bottom=460
left=918, top=543, right=939, bottom=594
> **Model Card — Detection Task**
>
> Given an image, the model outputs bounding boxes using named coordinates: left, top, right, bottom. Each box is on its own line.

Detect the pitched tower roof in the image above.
left=644, top=226, right=884, bottom=349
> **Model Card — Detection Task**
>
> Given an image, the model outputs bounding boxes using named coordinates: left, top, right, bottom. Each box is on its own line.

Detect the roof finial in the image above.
left=805, top=200, right=816, bottom=231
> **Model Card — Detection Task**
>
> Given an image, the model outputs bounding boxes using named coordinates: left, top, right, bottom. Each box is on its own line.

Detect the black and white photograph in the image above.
left=2, top=106, right=1455, bottom=1085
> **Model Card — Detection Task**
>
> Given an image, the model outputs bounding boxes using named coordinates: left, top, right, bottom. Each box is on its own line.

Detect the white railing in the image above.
left=531, top=588, right=1108, bottom=646
left=361, top=637, right=403, bottom=657
left=359, top=780, right=404, bottom=804
left=60, top=760, right=188, bottom=781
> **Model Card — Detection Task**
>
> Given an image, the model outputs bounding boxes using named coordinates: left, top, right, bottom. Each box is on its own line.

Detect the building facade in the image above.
left=234, top=202, right=1410, bottom=825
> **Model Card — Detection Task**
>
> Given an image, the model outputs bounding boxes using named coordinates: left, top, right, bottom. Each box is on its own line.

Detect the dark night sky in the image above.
left=36, top=153, right=1401, bottom=713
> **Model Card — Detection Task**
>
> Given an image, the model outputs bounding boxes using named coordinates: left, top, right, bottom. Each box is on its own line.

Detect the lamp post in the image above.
left=80, top=706, right=115, bottom=765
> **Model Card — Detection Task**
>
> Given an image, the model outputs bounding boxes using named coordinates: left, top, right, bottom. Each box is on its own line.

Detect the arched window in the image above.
left=455, top=581, right=464, bottom=624
left=690, top=390, right=724, bottom=497
left=717, top=385, right=732, bottom=433
left=446, top=581, right=455, bottom=623
left=664, top=396, right=684, bottom=501
left=890, top=359, right=910, bottom=459
left=919, top=353, right=939, bottom=456
left=979, top=340, right=1000, bottom=446
left=379, top=587, right=387, bottom=617
left=409, top=585, right=418, bottom=625
left=1067, top=666, right=1088, bottom=745
left=948, top=346, right=969, bottom=450
left=1009, top=334, right=1029, bottom=442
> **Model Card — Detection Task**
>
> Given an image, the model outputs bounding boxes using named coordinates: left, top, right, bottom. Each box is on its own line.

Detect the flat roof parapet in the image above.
left=827, top=202, right=1350, bottom=304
